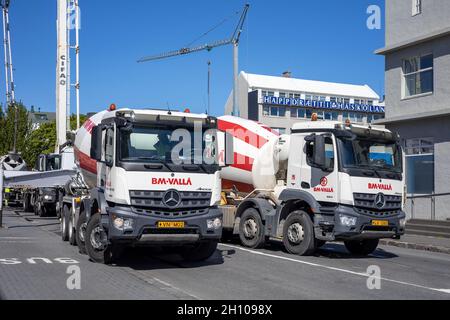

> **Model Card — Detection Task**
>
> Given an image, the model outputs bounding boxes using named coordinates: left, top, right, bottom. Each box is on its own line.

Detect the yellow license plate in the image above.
left=157, top=221, right=185, bottom=228
left=372, top=220, right=389, bottom=227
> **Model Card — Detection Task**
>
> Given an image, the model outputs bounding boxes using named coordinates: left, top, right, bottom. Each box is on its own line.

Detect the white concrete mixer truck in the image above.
left=218, top=116, right=406, bottom=256
left=58, top=106, right=226, bottom=264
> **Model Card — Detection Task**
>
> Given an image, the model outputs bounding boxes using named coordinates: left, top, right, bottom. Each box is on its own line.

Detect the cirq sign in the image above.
left=320, top=177, right=328, bottom=187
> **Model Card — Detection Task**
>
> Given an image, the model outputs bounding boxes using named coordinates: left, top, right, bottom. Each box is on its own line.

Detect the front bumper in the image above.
left=102, top=205, right=223, bottom=245
left=315, top=205, right=406, bottom=241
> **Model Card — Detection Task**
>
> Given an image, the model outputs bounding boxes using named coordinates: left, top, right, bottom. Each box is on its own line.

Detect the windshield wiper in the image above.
left=134, top=157, right=174, bottom=172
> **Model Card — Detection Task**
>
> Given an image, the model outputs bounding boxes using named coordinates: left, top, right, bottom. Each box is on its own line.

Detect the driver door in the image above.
left=300, top=133, right=338, bottom=203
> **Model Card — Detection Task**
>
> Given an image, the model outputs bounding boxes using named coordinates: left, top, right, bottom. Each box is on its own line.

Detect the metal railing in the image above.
left=407, top=192, right=450, bottom=221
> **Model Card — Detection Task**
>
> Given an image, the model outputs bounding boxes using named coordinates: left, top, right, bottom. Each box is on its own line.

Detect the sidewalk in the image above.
left=380, top=234, right=450, bottom=255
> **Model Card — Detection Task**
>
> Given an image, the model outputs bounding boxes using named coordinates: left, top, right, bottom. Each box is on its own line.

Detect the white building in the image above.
left=225, top=71, right=385, bottom=134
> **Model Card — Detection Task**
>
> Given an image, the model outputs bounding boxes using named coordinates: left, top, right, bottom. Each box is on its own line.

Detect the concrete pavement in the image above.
left=1, top=208, right=450, bottom=300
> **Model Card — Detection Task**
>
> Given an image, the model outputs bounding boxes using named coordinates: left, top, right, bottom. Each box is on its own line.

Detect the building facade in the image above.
left=375, top=0, right=450, bottom=220
left=224, top=71, right=385, bottom=134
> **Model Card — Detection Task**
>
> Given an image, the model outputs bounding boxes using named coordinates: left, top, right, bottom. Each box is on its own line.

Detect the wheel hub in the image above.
left=287, top=223, right=304, bottom=244
left=243, top=219, right=258, bottom=239
left=90, top=226, right=107, bottom=251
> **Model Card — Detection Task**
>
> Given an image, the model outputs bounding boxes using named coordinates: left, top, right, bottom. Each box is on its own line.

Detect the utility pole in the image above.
left=207, top=61, right=211, bottom=114
left=0, top=166, right=3, bottom=228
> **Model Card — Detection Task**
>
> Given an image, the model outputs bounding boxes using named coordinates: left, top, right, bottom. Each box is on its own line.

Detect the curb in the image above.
left=379, top=239, right=450, bottom=255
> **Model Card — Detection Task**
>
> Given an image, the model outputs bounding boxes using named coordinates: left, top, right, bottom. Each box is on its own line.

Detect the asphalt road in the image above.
left=1, top=208, right=450, bottom=300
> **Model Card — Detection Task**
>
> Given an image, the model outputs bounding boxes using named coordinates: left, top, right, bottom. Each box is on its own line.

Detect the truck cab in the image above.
left=72, top=108, right=225, bottom=264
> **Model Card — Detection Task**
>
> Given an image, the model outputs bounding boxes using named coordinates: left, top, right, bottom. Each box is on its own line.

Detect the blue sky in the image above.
left=5, top=0, right=385, bottom=116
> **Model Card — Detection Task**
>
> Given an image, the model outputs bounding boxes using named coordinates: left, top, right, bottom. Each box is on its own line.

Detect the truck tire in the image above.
left=181, top=240, right=218, bottom=262
left=239, top=207, right=266, bottom=249
left=344, top=239, right=379, bottom=256
left=76, top=209, right=88, bottom=255
left=85, top=214, right=122, bottom=264
left=23, top=194, right=32, bottom=212
left=282, top=210, right=317, bottom=256
left=61, top=205, right=70, bottom=242
left=68, top=210, right=77, bottom=246
left=37, top=201, right=46, bottom=217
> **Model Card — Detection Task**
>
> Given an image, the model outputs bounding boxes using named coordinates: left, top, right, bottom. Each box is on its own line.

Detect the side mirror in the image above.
left=313, top=135, right=326, bottom=169
left=90, top=126, right=103, bottom=161
left=305, top=134, right=326, bottom=169
left=224, top=132, right=234, bottom=166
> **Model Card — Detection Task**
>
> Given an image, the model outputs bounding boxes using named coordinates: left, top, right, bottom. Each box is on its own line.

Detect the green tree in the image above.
left=22, top=114, right=88, bottom=168
left=0, top=102, right=31, bottom=157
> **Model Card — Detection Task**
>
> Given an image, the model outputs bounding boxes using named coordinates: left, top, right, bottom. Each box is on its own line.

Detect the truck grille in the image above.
left=353, top=193, right=402, bottom=218
left=130, top=190, right=212, bottom=218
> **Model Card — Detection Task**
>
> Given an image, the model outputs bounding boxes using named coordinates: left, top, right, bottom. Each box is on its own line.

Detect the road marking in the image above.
left=0, top=237, right=36, bottom=240
left=220, top=243, right=450, bottom=295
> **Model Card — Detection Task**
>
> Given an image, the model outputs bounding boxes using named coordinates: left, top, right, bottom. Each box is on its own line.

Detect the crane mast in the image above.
left=138, top=4, right=249, bottom=117
left=56, top=0, right=80, bottom=152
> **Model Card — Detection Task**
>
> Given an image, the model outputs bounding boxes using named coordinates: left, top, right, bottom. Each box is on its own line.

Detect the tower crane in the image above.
left=138, top=3, right=249, bottom=117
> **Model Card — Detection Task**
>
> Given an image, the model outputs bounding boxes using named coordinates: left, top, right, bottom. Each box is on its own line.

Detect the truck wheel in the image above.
left=23, top=194, right=32, bottom=212
left=344, top=239, right=379, bottom=256
left=37, top=201, right=46, bottom=217
left=76, top=210, right=88, bottom=255
left=239, top=208, right=265, bottom=249
left=181, top=240, right=218, bottom=262
left=282, top=210, right=317, bottom=256
left=85, top=214, right=122, bottom=264
left=61, top=205, right=70, bottom=242
left=68, top=211, right=77, bottom=246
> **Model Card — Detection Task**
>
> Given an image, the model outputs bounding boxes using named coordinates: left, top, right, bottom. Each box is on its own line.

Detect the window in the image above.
left=403, top=54, right=433, bottom=98
left=270, top=106, right=286, bottom=117
left=263, top=106, right=270, bottom=116
left=356, top=113, right=364, bottom=123
left=330, top=97, right=337, bottom=103
left=305, top=94, right=312, bottom=101
left=279, top=92, right=286, bottom=98
left=412, top=0, right=422, bottom=16
left=405, top=138, right=434, bottom=194
left=319, top=96, right=326, bottom=102
left=306, top=135, right=334, bottom=171
left=354, top=99, right=360, bottom=105
left=324, top=112, right=338, bottom=121
left=291, top=108, right=306, bottom=119
left=368, top=100, right=374, bottom=106
left=294, top=93, right=301, bottom=99
left=343, top=98, right=350, bottom=104
left=262, top=90, right=274, bottom=96
left=306, top=109, right=313, bottom=119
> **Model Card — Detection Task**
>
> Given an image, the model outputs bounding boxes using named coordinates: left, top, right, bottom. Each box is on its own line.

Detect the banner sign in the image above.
left=262, top=96, right=385, bottom=114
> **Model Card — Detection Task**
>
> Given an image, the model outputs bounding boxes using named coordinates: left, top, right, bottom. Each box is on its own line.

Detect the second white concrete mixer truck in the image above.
left=218, top=116, right=406, bottom=256
left=58, top=106, right=227, bottom=264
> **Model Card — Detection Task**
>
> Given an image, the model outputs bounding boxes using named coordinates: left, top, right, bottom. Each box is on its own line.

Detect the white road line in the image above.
left=153, top=277, right=201, bottom=300
left=220, top=243, right=450, bottom=295
left=0, top=237, right=36, bottom=240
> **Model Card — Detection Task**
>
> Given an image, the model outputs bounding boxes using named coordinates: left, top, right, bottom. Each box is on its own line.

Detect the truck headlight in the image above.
left=44, top=195, right=52, bottom=200
left=399, top=218, right=406, bottom=228
left=339, top=214, right=357, bottom=227
left=112, top=215, right=133, bottom=231
left=207, top=218, right=222, bottom=230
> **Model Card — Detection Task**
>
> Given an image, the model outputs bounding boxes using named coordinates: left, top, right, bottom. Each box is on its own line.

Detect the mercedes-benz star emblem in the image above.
left=375, top=193, right=386, bottom=209
left=163, top=190, right=181, bottom=208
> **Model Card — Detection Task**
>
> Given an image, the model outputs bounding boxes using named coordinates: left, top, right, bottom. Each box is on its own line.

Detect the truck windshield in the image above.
left=338, top=137, right=402, bottom=173
left=119, top=125, right=217, bottom=165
